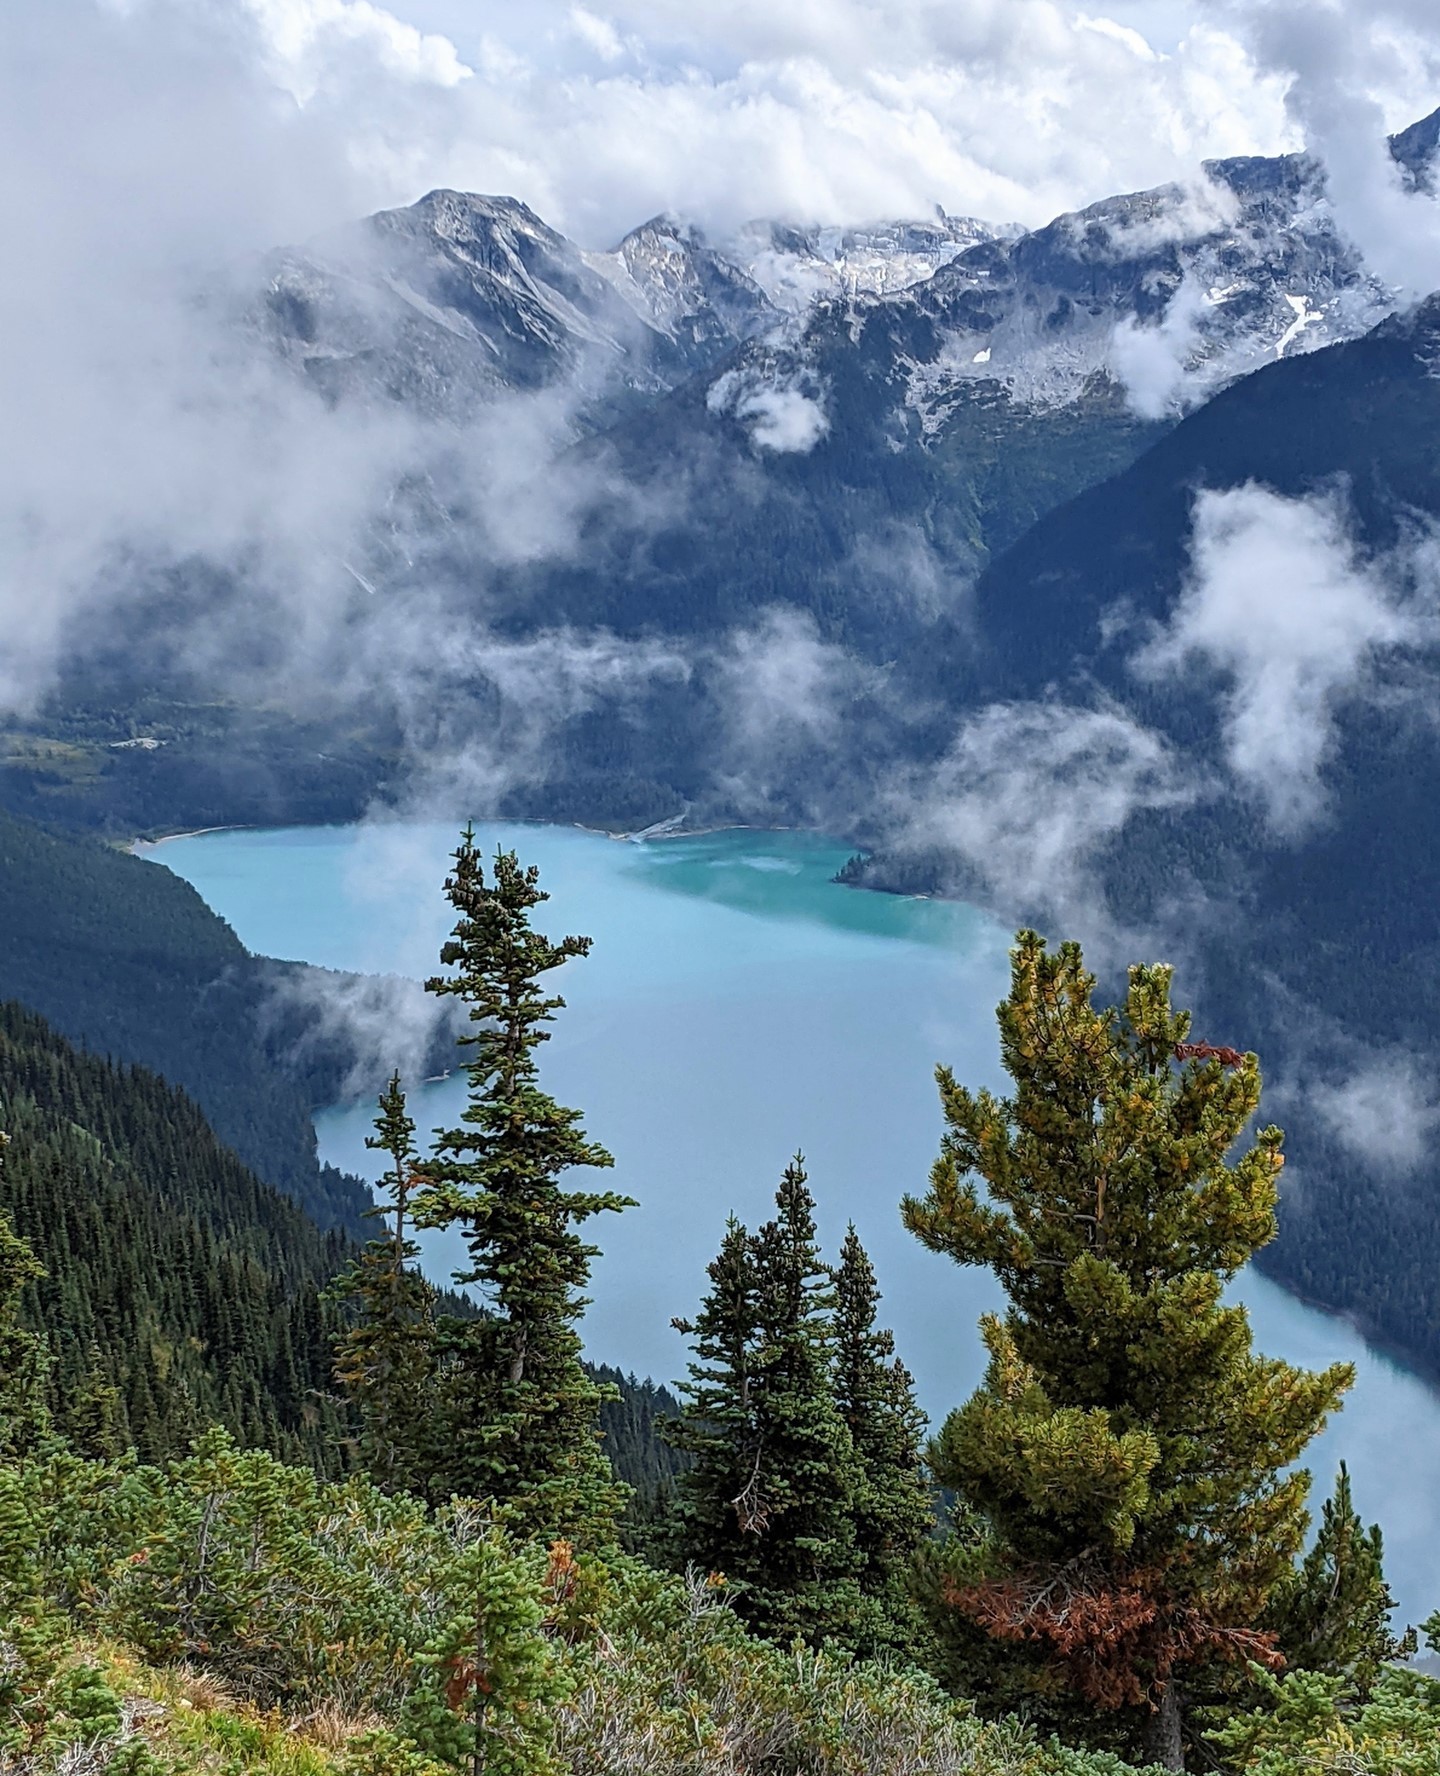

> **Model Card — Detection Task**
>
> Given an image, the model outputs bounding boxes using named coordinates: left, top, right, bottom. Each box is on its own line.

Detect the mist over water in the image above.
left=154, top=819, right=1440, bottom=1630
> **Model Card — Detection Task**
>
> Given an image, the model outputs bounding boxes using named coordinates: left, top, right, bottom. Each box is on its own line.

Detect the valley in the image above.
left=7, top=23, right=1440, bottom=1760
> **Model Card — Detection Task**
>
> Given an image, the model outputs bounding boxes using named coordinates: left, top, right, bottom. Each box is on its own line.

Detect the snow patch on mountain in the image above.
left=885, top=154, right=1399, bottom=426
left=251, top=105, right=1440, bottom=446
left=720, top=215, right=1014, bottom=310
left=586, top=216, right=776, bottom=352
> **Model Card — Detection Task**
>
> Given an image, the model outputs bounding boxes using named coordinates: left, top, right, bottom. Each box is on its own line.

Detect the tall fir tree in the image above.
left=66, top=1344, right=125, bottom=1460
left=331, top=1075, right=439, bottom=1495
left=670, top=1160, right=863, bottom=1649
left=903, top=933, right=1352, bottom=1769
left=411, top=834, right=633, bottom=1543
left=832, top=1224, right=935, bottom=1659
left=0, top=1134, right=48, bottom=1458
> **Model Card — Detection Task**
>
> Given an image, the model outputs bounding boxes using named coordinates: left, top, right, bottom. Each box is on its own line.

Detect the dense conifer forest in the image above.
left=0, top=999, right=351, bottom=1468
left=841, top=305, right=1440, bottom=1385
left=0, top=996, right=690, bottom=1505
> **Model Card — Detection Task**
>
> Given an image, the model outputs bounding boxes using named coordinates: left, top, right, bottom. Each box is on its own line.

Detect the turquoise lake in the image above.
left=150, top=819, right=1440, bottom=1630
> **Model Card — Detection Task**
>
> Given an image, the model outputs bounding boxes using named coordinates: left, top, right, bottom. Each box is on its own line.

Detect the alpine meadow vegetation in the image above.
left=0, top=865, right=1429, bottom=1776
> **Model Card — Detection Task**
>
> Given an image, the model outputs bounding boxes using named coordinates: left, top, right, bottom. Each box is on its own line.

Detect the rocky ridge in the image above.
left=253, top=109, right=1439, bottom=446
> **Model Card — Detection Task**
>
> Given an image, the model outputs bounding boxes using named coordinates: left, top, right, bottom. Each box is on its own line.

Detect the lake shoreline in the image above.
left=132, top=823, right=254, bottom=852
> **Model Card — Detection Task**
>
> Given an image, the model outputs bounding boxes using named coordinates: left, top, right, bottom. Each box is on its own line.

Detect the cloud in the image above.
left=843, top=522, right=980, bottom=621
left=222, top=0, right=1307, bottom=242
left=738, top=387, right=829, bottom=454
left=5, top=0, right=1436, bottom=832
left=0, top=0, right=437, bottom=712
left=707, top=366, right=829, bottom=452
left=1110, top=273, right=1210, bottom=417
left=1312, top=1052, right=1440, bottom=1176
left=882, top=699, right=1195, bottom=929
left=0, top=0, right=704, bottom=730
left=1215, top=0, right=1440, bottom=299
left=1088, top=172, right=1239, bottom=260
left=1260, top=984, right=1440, bottom=1179
left=263, top=960, right=460, bottom=1098
left=1134, top=486, right=1418, bottom=835
left=246, top=0, right=473, bottom=96
left=372, top=625, right=694, bottom=817
left=715, top=608, right=867, bottom=739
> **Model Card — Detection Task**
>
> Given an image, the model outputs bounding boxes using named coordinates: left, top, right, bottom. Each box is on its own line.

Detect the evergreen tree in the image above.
left=331, top=1075, right=439, bottom=1495
left=411, top=834, right=633, bottom=1542
left=0, top=1134, right=48, bottom=1458
left=903, top=933, right=1352, bottom=1768
left=1265, top=1463, right=1415, bottom=1699
left=671, top=1160, right=862, bottom=1649
left=404, top=1526, right=567, bottom=1776
left=665, top=1217, right=760, bottom=1573
left=833, top=1224, right=935, bottom=1658
left=66, top=1344, right=124, bottom=1460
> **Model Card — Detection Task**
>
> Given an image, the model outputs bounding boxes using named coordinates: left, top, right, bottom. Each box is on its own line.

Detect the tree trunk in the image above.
left=1141, top=1680, right=1184, bottom=1770
left=508, top=1322, right=528, bottom=1386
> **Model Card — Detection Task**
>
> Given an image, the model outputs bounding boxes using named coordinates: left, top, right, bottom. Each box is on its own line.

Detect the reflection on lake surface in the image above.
left=152, top=819, right=1440, bottom=1630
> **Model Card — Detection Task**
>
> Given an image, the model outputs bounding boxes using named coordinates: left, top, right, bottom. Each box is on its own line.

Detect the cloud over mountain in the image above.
left=1133, top=486, right=1422, bottom=835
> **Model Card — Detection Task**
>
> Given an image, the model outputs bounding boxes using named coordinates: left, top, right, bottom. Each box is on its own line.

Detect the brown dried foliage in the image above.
left=944, top=1561, right=1282, bottom=1711
left=1172, top=1041, right=1246, bottom=1069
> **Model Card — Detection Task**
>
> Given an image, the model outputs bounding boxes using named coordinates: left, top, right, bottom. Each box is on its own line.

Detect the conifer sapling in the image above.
left=331, top=1074, right=439, bottom=1496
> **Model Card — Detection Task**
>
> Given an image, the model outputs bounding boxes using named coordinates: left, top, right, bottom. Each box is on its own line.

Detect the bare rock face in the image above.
left=706, top=123, right=1440, bottom=462
left=251, top=194, right=1017, bottom=429
left=255, top=190, right=697, bottom=426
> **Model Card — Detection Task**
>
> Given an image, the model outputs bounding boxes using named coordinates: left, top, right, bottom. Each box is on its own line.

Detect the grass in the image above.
left=24, top=1643, right=398, bottom=1776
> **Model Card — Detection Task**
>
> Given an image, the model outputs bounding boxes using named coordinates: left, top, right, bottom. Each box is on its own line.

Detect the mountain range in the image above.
left=255, top=195, right=1008, bottom=427
left=859, top=289, right=1440, bottom=1375
left=231, top=108, right=1438, bottom=692
left=257, top=116, right=1425, bottom=435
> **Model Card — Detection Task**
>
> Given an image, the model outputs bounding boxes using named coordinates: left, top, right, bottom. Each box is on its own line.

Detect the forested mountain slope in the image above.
left=439, top=114, right=1438, bottom=656
left=0, top=1000, right=682, bottom=1494
left=873, top=295, right=1440, bottom=1374
left=9, top=115, right=1439, bottom=851
left=0, top=1000, right=350, bottom=1467
left=0, top=809, right=374, bottom=1231
left=964, top=301, right=1440, bottom=685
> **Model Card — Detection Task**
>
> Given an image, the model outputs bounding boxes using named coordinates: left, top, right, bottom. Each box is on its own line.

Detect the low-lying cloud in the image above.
left=1312, top=1051, right=1440, bottom=1177
left=1110, top=274, right=1210, bottom=418
left=265, top=961, right=462, bottom=1100
left=707, top=367, right=830, bottom=453
left=1218, top=0, right=1440, bottom=299
left=883, top=698, right=1196, bottom=932
left=6, top=0, right=1438, bottom=740
left=1134, top=485, right=1419, bottom=836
